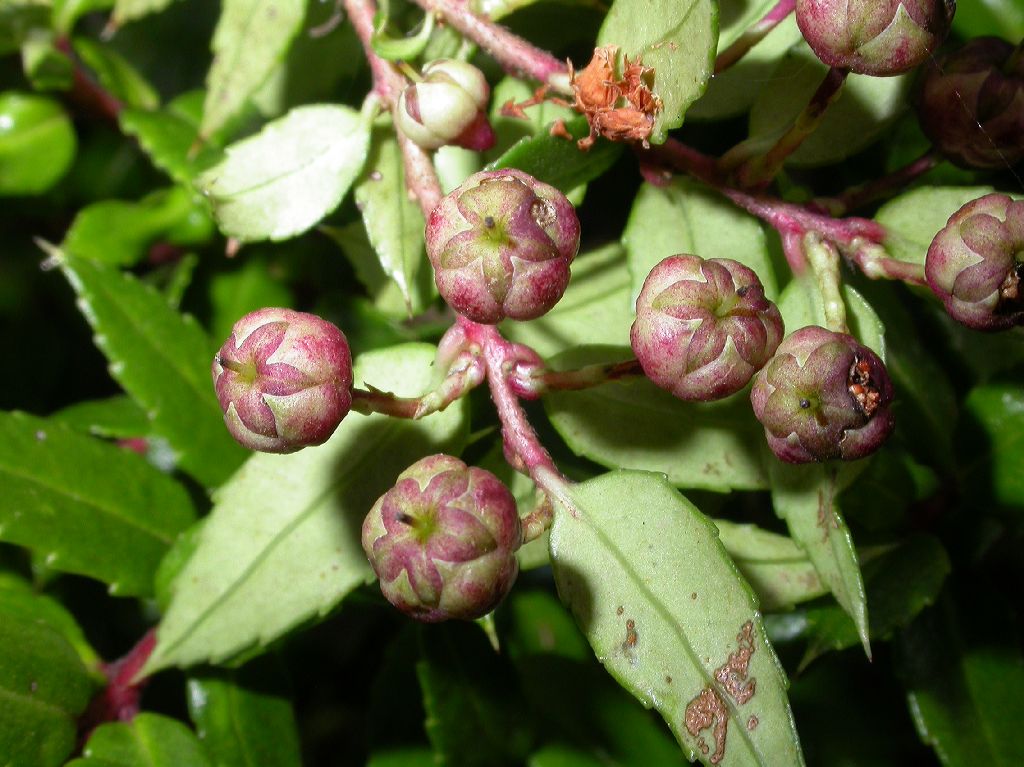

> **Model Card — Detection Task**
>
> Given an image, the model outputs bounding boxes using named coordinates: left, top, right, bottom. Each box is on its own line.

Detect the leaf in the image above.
left=623, top=178, right=779, bottom=304
left=187, top=657, right=302, bottom=767
left=57, top=251, right=247, bottom=487
left=0, top=604, right=98, bottom=767
left=749, top=44, right=911, bottom=167
left=69, top=712, right=213, bottom=767
left=689, top=14, right=801, bottom=121
left=596, top=0, right=717, bottom=143
left=502, top=243, right=633, bottom=358
left=800, top=535, right=950, bottom=667
left=113, top=0, right=177, bottom=26
left=0, top=571, right=100, bottom=670
left=73, top=37, right=159, bottom=110
left=207, top=251, right=294, bottom=344
left=489, top=115, right=622, bottom=195
left=776, top=277, right=885, bottom=356
left=874, top=186, right=995, bottom=267
left=0, top=410, right=196, bottom=596
left=0, top=2, right=50, bottom=55
left=372, top=6, right=434, bottom=61
left=119, top=93, right=224, bottom=186
left=50, top=395, right=150, bottom=440
left=0, top=91, right=76, bottom=196
left=898, top=598, right=1024, bottom=767
left=143, top=344, right=468, bottom=673
left=354, top=128, right=428, bottom=314
left=62, top=187, right=208, bottom=267
left=198, top=104, right=371, bottom=242
left=21, top=29, right=74, bottom=91
left=963, top=383, right=1024, bottom=508
left=52, top=0, right=115, bottom=35
left=768, top=461, right=869, bottom=654
left=544, top=346, right=769, bottom=491
left=548, top=470, right=805, bottom=766
left=200, top=0, right=306, bottom=139
left=953, top=0, right=1024, bottom=40
left=713, top=521, right=827, bottom=612
left=417, top=622, right=533, bottom=767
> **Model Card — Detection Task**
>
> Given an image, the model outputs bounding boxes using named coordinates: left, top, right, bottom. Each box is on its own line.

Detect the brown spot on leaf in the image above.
left=714, top=621, right=757, bottom=705
left=685, top=686, right=728, bottom=764
left=616, top=605, right=624, bottom=616
left=691, top=592, right=698, bottom=600
left=747, top=715, right=759, bottom=731
left=623, top=619, right=638, bottom=650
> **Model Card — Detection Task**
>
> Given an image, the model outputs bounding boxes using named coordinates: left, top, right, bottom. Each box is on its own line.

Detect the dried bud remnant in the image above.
left=916, top=37, right=1024, bottom=169
left=751, top=326, right=894, bottom=463
left=396, top=59, right=495, bottom=151
left=631, top=255, right=784, bottom=401
left=425, top=169, right=580, bottom=324
left=212, top=308, right=353, bottom=453
left=796, top=0, right=955, bottom=76
left=361, top=455, right=521, bottom=622
left=571, top=45, right=662, bottom=149
left=926, top=193, right=1024, bottom=330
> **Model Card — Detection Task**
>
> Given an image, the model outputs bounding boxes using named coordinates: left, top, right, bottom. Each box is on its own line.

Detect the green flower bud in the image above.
left=396, top=59, right=495, bottom=151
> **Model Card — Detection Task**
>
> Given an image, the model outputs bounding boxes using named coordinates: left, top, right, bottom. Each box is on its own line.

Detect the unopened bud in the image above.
left=396, top=59, right=495, bottom=151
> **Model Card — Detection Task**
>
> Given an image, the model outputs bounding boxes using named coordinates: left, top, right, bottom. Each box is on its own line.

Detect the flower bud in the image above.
left=795, top=0, right=955, bottom=76
left=396, top=59, right=496, bottom=151
left=916, top=37, right=1024, bottom=169
left=925, top=193, right=1024, bottom=330
left=362, top=455, right=521, bottom=622
left=630, top=255, right=784, bottom=401
left=751, top=326, right=894, bottom=463
left=425, top=169, right=580, bottom=324
left=212, top=308, right=353, bottom=453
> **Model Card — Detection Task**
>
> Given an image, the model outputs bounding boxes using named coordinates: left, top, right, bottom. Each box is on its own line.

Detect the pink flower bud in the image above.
left=362, top=455, right=521, bottom=622
left=212, top=308, right=353, bottom=453
left=425, top=169, right=580, bottom=324
left=396, top=59, right=495, bottom=151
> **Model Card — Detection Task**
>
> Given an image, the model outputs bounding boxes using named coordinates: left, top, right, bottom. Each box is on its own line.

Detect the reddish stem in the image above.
left=409, top=0, right=568, bottom=87
left=345, top=0, right=443, bottom=217
left=78, top=629, right=156, bottom=742
left=815, top=150, right=940, bottom=215
left=55, top=37, right=122, bottom=124
left=714, top=0, right=795, bottom=73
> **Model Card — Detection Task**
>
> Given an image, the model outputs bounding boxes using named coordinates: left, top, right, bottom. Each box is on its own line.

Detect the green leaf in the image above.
left=596, top=0, right=717, bottom=143
left=875, top=186, right=995, bottom=267
left=143, top=344, right=468, bottom=673
left=963, top=383, right=1024, bottom=508
left=0, top=91, right=76, bottom=196
left=112, top=0, right=177, bottom=26
left=800, top=535, right=949, bottom=667
left=623, top=178, right=779, bottom=303
left=417, top=622, right=533, bottom=767
left=200, top=0, right=306, bottom=139
left=898, top=598, right=1024, bottom=767
left=0, top=571, right=100, bottom=670
left=207, top=251, right=294, bottom=344
left=689, top=14, right=801, bottom=121
left=713, top=521, right=827, bottom=612
left=548, top=471, right=804, bottom=766
left=187, top=658, right=302, bottom=767
left=749, top=44, right=911, bottom=167
left=489, top=115, right=622, bottom=195
left=198, top=104, right=371, bottom=242
left=0, top=1, right=50, bottom=55
left=502, top=243, right=633, bottom=358
left=776, top=277, right=885, bottom=356
left=62, top=186, right=209, bottom=267
left=953, top=0, right=1024, bottom=40
left=372, top=7, right=434, bottom=61
left=69, top=712, right=213, bottom=767
left=501, top=590, right=591, bottom=662
left=0, top=410, right=196, bottom=595
left=119, top=93, right=224, bottom=186
left=21, top=28, right=74, bottom=91
left=52, top=0, right=115, bottom=35
left=0, top=604, right=98, bottom=767
left=73, top=36, right=158, bottom=110
left=50, top=395, right=149, bottom=439
left=768, top=461, right=869, bottom=654
left=544, top=346, right=769, bottom=491
left=354, top=128, right=428, bottom=314
left=57, top=251, right=248, bottom=488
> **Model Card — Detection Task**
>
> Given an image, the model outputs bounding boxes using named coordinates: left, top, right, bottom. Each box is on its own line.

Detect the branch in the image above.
left=714, top=0, right=795, bottom=74
left=814, top=150, right=940, bottom=215
left=78, top=629, right=156, bottom=743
